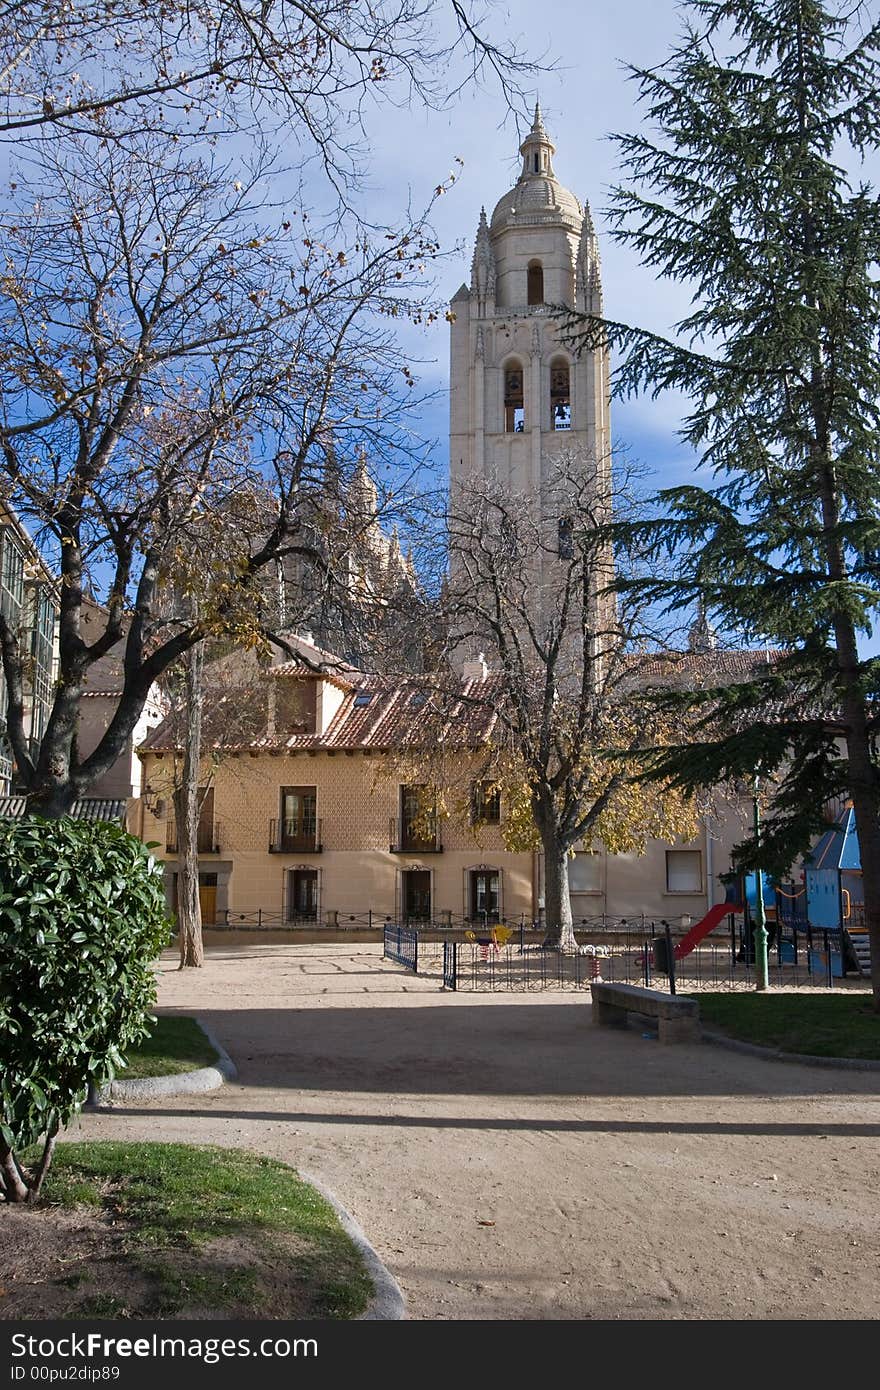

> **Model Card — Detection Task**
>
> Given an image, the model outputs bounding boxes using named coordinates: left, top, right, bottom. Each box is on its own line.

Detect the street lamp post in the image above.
left=753, top=775, right=769, bottom=991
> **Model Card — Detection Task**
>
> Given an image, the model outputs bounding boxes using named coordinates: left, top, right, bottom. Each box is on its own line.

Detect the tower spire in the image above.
left=470, top=205, right=496, bottom=314
left=347, top=446, right=378, bottom=520
left=519, top=101, right=556, bottom=180
left=577, top=198, right=602, bottom=310
left=688, top=598, right=718, bottom=653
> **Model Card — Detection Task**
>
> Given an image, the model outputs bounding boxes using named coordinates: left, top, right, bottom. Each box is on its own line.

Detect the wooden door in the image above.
left=404, top=869, right=431, bottom=921
left=173, top=872, right=218, bottom=924
left=289, top=868, right=318, bottom=920
left=199, top=882, right=217, bottom=924
left=470, top=869, right=499, bottom=920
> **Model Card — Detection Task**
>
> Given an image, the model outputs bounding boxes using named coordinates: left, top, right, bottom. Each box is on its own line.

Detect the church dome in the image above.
left=490, top=104, right=583, bottom=234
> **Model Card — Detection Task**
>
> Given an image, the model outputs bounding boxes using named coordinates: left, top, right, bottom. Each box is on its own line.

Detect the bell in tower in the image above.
left=448, top=104, right=613, bottom=653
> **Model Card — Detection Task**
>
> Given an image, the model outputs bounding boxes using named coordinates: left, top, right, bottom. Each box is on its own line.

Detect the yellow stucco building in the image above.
left=138, top=637, right=757, bottom=932
left=137, top=111, right=761, bottom=934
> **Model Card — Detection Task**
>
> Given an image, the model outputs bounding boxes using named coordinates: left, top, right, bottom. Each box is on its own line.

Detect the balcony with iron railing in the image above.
left=389, top=816, right=443, bottom=854
left=165, top=819, right=222, bottom=855
left=268, top=817, right=323, bottom=853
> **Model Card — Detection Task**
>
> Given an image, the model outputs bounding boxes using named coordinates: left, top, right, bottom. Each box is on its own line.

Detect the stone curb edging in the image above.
left=301, top=1171, right=407, bottom=1321
left=701, top=1026, right=880, bottom=1071
left=91, top=1018, right=237, bottom=1103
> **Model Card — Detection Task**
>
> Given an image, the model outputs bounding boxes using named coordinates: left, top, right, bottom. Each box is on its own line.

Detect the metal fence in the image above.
left=442, top=940, right=457, bottom=991
left=204, top=907, right=862, bottom=996
left=388, top=921, right=860, bottom=994
left=383, top=922, right=419, bottom=972
left=211, top=908, right=392, bottom=930
left=209, top=909, right=665, bottom=934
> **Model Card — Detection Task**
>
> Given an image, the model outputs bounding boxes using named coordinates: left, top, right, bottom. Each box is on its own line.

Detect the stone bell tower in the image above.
left=448, top=105, right=613, bottom=651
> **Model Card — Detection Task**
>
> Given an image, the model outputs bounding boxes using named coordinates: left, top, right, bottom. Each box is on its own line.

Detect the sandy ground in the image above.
left=72, top=941, right=880, bottom=1321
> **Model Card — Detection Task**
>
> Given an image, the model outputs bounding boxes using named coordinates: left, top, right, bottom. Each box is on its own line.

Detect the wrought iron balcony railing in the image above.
left=389, top=816, right=443, bottom=853
left=165, top=819, right=222, bottom=855
left=268, top=817, right=323, bottom=853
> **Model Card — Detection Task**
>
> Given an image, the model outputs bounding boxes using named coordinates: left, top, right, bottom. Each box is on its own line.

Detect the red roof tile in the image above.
left=139, top=651, right=782, bottom=756
left=140, top=671, right=505, bottom=754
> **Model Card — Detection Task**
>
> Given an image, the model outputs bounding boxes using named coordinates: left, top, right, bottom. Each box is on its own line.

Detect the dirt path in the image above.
left=74, top=942, right=880, bottom=1320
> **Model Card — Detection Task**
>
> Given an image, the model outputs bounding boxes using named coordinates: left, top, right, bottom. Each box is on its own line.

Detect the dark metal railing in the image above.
left=383, top=922, right=419, bottom=971
left=442, top=940, right=457, bottom=991
left=385, top=917, right=852, bottom=994
left=268, top=817, right=323, bottom=853
left=196, top=907, right=852, bottom=991
left=165, top=818, right=222, bottom=854
left=215, top=908, right=394, bottom=930
left=388, top=816, right=443, bottom=853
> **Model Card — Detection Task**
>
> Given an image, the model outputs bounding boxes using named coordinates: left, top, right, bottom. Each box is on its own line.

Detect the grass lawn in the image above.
left=3, top=1143, right=372, bottom=1320
left=121, top=1015, right=219, bottom=1078
left=693, top=992, right=880, bottom=1059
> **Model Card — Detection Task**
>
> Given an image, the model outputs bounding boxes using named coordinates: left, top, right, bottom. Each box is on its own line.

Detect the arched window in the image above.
left=503, top=361, right=525, bottom=432
left=550, top=358, right=571, bottom=430
left=527, top=261, right=544, bottom=306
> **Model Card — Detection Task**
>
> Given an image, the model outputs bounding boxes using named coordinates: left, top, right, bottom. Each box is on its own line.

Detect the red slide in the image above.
left=674, top=902, right=741, bottom=960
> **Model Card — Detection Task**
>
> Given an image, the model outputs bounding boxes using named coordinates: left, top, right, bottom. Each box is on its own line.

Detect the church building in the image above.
left=137, top=109, right=766, bottom=932
left=448, top=104, right=615, bottom=656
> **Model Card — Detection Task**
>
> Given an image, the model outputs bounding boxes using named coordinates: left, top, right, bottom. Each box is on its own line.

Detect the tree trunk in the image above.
left=26, top=783, right=78, bottom=818
left=176, top=643, right=205, bottom=969
left=541, top=833, right=578, bottom=952
left=0, top=1140, right=29, bottom=1202
left=842, top=726, right=880, bottom=1012
left=27, top=1122, right=59, bottom=1202
left=813, top=441, right=880, bottom=1011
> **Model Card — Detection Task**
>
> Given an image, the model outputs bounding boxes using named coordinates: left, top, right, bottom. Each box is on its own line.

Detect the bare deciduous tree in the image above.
left=0, top=130, right=444, bottom=815
left=440, top=451, right=699, bottom=950
left=0, top=0, right=544, bottom=184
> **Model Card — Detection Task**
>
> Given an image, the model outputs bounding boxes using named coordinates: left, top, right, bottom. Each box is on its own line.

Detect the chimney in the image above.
left=462, top=652, right=489, bottom=682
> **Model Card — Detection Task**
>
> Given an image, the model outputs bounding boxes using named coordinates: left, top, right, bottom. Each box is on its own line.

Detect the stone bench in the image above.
left=590, top=981, right=700, bottom=1044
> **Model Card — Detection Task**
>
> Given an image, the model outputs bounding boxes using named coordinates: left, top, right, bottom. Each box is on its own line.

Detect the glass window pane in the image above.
left=666, top=850, right=702, bottom=892
left=570, top=852, right=601, bottom=892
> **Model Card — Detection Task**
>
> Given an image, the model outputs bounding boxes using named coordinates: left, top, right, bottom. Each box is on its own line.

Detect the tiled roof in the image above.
left=0, top=797, right=128, bottom=824
left=139, top=649, right=785, bottom=757
left=267, top=631, right=362, bottom=679
left=141, top=672, right=505, bottom=755
left=626, top=649, right=785, bottom=682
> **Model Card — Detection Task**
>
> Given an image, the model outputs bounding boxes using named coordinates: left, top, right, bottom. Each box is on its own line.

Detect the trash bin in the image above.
left=652, top=935, right=672, bottom=974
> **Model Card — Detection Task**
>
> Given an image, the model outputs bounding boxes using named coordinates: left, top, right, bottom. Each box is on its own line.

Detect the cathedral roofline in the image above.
left=489, top=106, right=583, bottom=235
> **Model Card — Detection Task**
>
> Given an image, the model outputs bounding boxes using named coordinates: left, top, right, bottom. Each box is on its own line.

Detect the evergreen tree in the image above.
left=564, top=0, right=880, bottom=1005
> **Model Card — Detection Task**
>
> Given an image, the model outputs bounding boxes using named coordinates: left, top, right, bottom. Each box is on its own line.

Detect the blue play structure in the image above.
left=802, top=805, right=869, bottom=978
left=743, top=870, right=776, bottom=919
left=736, top=804, right=872, bottom=979
left=805, top=805, right=862, bottom=924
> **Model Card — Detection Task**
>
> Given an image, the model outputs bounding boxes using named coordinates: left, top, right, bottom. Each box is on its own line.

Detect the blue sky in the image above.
left=338, top=0, right=880, bottom=654
left=352, top=1, right=702, bottom=490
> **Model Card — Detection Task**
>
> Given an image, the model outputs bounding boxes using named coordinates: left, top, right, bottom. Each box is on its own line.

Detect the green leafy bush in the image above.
left=0, top=817, right=171, bottom=1202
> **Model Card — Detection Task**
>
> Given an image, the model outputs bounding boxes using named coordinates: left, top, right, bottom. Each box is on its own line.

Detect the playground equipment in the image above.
left=632, top=806, right=871, bottom=983
left=804, top=804, right=870, bottom=978
left=673, top=901, right=740, bottom=960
